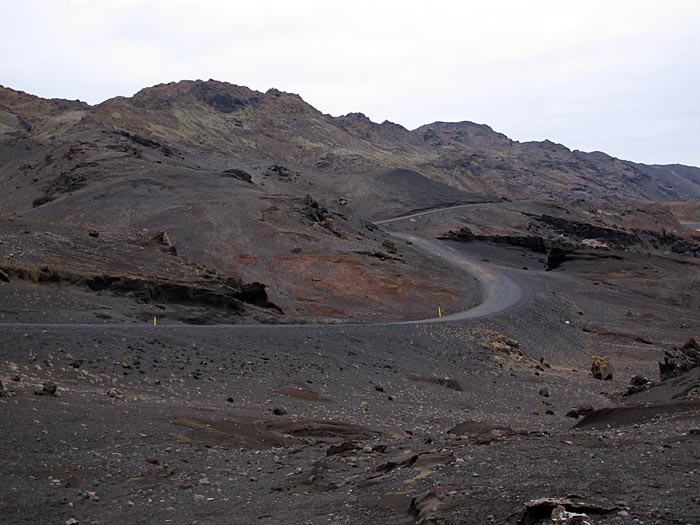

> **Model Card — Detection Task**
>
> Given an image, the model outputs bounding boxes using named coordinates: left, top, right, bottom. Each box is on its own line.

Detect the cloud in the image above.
left=2, top=0, right=699, bottom=165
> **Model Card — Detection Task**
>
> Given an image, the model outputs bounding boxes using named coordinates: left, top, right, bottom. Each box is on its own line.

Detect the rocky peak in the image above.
left=0, top=85, right=88, bottom=119
left=415, top=120, right=513, bottom=149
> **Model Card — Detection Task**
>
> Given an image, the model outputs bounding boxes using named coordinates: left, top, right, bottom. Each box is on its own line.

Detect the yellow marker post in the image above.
left=438, top=306, right=442, bottom=318
left=153, top=316, right=157, bottom=327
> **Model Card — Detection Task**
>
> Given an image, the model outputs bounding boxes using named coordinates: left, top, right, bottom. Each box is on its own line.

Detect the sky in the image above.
left=2, top=0, right=700, bottom=166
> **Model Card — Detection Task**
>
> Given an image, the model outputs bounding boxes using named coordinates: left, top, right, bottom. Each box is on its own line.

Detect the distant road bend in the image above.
left=375, top=205, right=522, bottom=324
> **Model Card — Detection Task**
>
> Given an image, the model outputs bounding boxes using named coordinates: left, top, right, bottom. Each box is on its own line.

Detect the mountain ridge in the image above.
left=2, top=79, right=699, bottom=204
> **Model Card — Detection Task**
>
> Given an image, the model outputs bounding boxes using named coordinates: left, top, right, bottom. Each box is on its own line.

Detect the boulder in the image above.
left=381, top=239, right=398, bottom=254
left=591, top=356, right=613, bottom=380
left=551, top=504, right=593, bottom=524
left=659, top=337, right=700, bottom=379
left=149, top=231, right=177, bottom=256
left=221, top=168, right=253, bottom=183
left=623, top=375, right=654, bottom=396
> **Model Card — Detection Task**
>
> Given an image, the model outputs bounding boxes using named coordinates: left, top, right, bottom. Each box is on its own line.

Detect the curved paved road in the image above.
left=385, top=231, right=521, bottom=324
left=375, top=204, right=521, bottom=324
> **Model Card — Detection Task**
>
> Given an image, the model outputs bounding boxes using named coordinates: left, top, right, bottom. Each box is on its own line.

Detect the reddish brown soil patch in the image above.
left=171, top=417, right=378, bottom=449
left=277, top=381, right=335, bottom=403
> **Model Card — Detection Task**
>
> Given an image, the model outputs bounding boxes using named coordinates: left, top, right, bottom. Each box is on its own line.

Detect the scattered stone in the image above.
left=359, top=401, right=369, bottom=411
left=565, top=409, right=580, bottom=419
left=65, top=519, right=79, bottom=525
left=145, top=456, right=160, bottom=465
left=408, top=490, right=441, bottom=521
left=659, top=337, right=700, bottom=379
left=221, top=168, right=253, bottom=183
left=35, top=381, right=58, bottom=396
left=517, top=497, right=617, bottom=524
left=551, top=504, right=593, bottom=524
left=227, top=397, right=234, bottom=403
left=106, top=388, right=125, bottom=400
left=624, top=375, right=654, bottom=396
left=149, top=231, right=177, bottom=256
left=539, top=387, right=550, bottom=398
left=374, top=384, right=384, bottom=392
left=482, top=332, right=523, bottom=357
left=0, top=269, right=10, bottom=282
left=407, top=373, right=463, bottom=391
left=591, top=356, right=613, bottom=380
left=267, top=164, right=292, bottom=177
left=545, top=409, right=555, bottom=416
left=272, top=406, right=288, bottom=416
left=88, top=230, right=99, bottom=238
left=327, top=441, right=360, bottom=456
left=0, top=380, right=9, bottom=397
left=382, top=239, right=398, bottom=254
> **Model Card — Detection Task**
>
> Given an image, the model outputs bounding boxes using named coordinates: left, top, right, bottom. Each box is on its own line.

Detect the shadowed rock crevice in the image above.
left=0, top=264, right=281, bottom=313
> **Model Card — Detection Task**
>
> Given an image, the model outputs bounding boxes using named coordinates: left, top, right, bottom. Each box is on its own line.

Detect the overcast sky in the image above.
left=3, top=0, right=699, bottom=166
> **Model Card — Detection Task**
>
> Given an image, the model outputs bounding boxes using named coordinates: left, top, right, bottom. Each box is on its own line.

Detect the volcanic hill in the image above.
left=0, top=79, right=699, bottom=323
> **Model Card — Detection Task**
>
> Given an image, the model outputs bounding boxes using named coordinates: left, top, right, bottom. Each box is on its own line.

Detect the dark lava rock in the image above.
left=267, top=164, right=292, bottom=177
left=272, top=407, right=288, bottom=416
left=659, top=337, right=700, bottom=379
left=326, top=441, right=359, bottom=456
left=382, top=239, right=398, bottom=254
left=546, top=245, right=568, bottom=270
left=624, top=375, right=654, bottom=396
left=539, top=387, right=550, bottom=398
left=148, top=231, right=177, bottom=256
left=301, top=194, right=331, bottom=223
left=408, top=490, right=441, bottom=521
left=515, top=496, right=618, bottom=524
left=88, top=230, right=99, bottom=238
left=374, top=384, right=384, bottom=392
left=545, top=409, right=555, bottom=415
left=407, top=373, right=463, bottom=391
left=222, top=168, right=252, bottom=183
left=36, top=381, right=58, bottom=396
